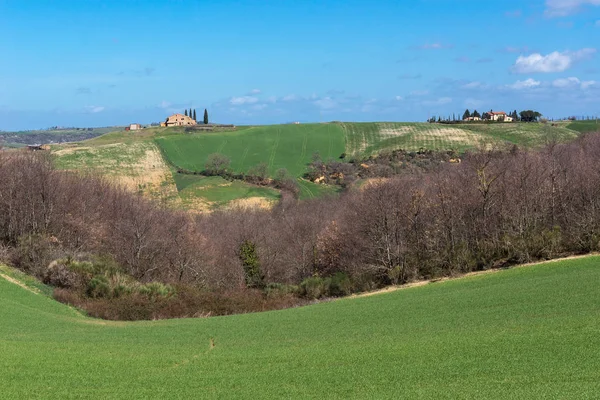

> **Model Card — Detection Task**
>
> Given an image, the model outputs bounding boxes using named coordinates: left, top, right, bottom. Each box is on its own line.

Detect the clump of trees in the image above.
left=2, top=132, right=600, bottom=320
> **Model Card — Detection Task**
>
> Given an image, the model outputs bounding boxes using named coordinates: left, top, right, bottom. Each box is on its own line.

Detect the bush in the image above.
left=329, top=272, right=353, bottom=297
left=204, top=153, right=231, bottom=175
left=300, top=276, right=331, bottom=299
left=43, top=260, right=81, bottom=289
left=239, top=240, right=265, bottom=289
left=136, top=282, right=175, bottom=299
left=87, top=275, right=111, bottom=298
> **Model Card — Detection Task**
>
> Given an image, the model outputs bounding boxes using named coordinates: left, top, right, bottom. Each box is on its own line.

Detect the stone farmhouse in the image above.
left=488, top=111, right=513, bottom=122
left=161, top=113, right=197, bottom=127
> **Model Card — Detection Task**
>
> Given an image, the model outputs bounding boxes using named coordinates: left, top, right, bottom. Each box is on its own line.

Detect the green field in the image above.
left=173, top=174, right=281, bottom=209
left=2, top=256, right=600, bottom=398
left=155, top=124, right=346, bottom=177
left=566, top=120, right=600, bottom=134
left=340, top=122, right=579, bottom=157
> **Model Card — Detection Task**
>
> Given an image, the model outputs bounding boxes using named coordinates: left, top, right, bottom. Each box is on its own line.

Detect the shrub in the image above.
left=299, top=276, right=331, bottom=299
left=137, top=282, right=175, bottom=299
left=205, top=153, right=231, bottom=175
left=239, top=240, right=265, bottom=289
left=328, top=272, right=352, bottom=297
left=43, top=260, right=81, bottom=289
left=87, top=275, right=111, bottom=298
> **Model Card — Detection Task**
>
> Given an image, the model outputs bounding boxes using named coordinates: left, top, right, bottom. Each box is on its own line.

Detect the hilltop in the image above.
left=50, top=121, right=584, bottom=210
left=1, top=256, right=599, bottom=398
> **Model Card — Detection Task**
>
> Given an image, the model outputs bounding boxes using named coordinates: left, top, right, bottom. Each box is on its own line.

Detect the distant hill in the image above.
left=0, top=127, right=121, bottom=147
left=51, top=121, right=582, bottom=210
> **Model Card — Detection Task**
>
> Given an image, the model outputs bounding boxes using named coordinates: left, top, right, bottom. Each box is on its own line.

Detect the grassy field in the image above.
left=2, top=256, right=600, bottom=398
left=566, top=120, right=600, bottom=134
left=173, top=174, right=280, bottom=210
left=51, top=122, right=582, bottom=209
left=52, top=140, right=180, bottom=203
left=51, top=128, right=284, bottom=210
left=155, top=124, right=346, bottom=177
left=340, top=122, right=579, bottom=157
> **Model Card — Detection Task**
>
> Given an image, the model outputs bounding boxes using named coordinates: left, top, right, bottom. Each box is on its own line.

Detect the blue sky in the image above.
left=0, top=0, right=599, bottom=130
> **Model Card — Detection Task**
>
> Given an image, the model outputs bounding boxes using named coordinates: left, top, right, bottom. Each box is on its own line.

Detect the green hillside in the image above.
left=51, top=122, right=581, bottom=209
left=2, top=257, right=600, bottom=398
left=155, top=123, right=346, bottom=177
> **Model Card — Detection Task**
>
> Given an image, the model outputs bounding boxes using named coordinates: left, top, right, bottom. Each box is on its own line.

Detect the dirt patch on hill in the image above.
left=422, top=127, right=482, bottom=144
left=54, top=143, right=180, bottom=204
left=379, top=126, right=413, bottom=137
left=227, top=197, right=274, bottom=210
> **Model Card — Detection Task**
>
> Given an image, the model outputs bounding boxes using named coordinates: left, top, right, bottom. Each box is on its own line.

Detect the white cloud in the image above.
left=552, top=77, right=581, bottom=88
left=84, top=105, right=105, bottom=113
left=545, top=0, right=600, bottom=17
left=462, top=81, right=483, bottom=89
left=508, top=78, right=542, bottom=90
left=581, top=80, right=597, bottom=89
left=249, top=89, right=261, bottom=94
left=395, top=96, right=404, bottom=101
left=230, top=96, right=259, bottom=105
left=512, top=48, right=596, bottom=73
left=313, top=97, right=337, bottom=110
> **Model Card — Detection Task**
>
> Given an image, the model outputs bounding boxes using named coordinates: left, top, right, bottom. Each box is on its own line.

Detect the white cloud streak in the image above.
left=512, top=49, right=596, bottom=73
left=545, top=0, right=600, bottom=17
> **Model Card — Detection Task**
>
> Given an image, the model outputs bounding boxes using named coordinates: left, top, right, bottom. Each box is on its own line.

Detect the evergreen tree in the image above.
left=192, top=109, right=197, bottom=121
left=463, top=109, right=471, bottom=120
left=203, top=109, right=209, bottom=125
left=184, top=109, right=188, bottom=117
left=189, top=108, right=193, bottom=118
left=473, top=109, right=481, bottom=118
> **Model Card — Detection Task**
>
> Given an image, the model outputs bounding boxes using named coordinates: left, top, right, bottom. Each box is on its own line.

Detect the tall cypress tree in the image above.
left=184, top=109, right=188, bottom=117
left=192, top=109, right=197, bottom=121
left=189, top=108, right=193, bottom=118
left=203, top=109, right=209, bottom=125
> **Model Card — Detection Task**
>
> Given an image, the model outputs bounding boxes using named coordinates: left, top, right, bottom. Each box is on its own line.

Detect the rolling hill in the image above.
left=1, top=256, right=600, bottom=398
left=51, top=122, right=583, bottom=210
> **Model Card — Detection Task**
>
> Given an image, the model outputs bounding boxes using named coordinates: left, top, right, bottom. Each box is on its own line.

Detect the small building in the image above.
left=487, top=111, right=513, bottom=122
left=161, top=113, right=197, bottom=127
left=463, top=117, right=481, bottom=122
left=129, top=123, right=142, bottom=131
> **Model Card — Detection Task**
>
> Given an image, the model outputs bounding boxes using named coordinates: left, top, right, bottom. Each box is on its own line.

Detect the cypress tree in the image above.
left=184, top=109, right=188, bottom=117
left=203, top=109, right=209, bottom=125
left=192, top=109, right=197, bottom=121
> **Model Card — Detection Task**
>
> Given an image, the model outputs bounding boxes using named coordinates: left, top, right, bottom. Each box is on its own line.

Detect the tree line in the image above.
left=183, top=108, right=210, bottom=124
left=2, top=133, right=600, bottom=319
left=429, top=109, right=542, bottom=123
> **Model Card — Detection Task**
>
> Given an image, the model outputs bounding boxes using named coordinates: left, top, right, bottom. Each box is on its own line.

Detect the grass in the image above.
left=50, top=122, right=582, bottom=207
left=1, top=256, right=600, bottom=398
left=155, top=123, right=346, bottom=178
left=340, top=122, right=580, bottom=157
left=173, top=173, right=280, bottom=209
left=566, top=120, right=600, bottom=134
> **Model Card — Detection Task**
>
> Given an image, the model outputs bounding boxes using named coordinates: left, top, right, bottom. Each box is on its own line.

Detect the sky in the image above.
left=0, top=0, right=599, bottom=130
